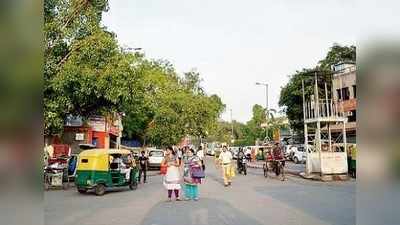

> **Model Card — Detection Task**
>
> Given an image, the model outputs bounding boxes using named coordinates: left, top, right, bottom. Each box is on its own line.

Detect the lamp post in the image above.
left=123, top=47, right=143, bottom=55
left=230, top=109, right=234, bottom=145
left=126, top=47, right=142, bottom=51
left=255, top=82, right=269, bottom=142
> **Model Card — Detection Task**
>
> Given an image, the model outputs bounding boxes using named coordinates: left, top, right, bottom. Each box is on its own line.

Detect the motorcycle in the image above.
left=237, top=155, right=247, bottom=175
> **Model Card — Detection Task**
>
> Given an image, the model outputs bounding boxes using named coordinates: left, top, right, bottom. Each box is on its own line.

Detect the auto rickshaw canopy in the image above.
left=77, top=149, right=131, bottom=172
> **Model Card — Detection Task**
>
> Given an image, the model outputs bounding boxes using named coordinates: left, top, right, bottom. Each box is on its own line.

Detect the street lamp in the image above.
left=126, top=47, right=142, bottom=51
left=255, top=82, right=269, bottom=142
left=255, top=82, right=268, bottom=112
left=230, top=108, right=234, bottom=144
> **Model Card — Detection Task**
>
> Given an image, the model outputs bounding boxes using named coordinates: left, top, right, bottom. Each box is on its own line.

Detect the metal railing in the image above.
left=304, top=99, right=344, bottom=120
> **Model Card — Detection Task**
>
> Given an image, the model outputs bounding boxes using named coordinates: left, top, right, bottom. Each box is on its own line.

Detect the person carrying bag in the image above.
left=183, top=149, right=203, bottom=201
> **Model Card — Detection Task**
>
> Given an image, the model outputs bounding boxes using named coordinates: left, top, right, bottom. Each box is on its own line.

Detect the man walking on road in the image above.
left=196, top=145, right=205, bottom=171
left=138, top=151, right=149, bottom=183
left=218, top=146, right=233, bottom=187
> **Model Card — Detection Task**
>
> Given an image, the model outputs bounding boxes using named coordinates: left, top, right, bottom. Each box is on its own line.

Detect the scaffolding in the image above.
left=302, top=73, right=348, bottom=177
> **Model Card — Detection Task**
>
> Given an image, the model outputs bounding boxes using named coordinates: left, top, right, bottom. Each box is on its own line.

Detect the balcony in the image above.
left=304, top=99, right=347, bottom=123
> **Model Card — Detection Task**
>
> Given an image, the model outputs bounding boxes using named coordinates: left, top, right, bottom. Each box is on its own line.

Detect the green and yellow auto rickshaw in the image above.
left=75, top=149, right=139, bottom=196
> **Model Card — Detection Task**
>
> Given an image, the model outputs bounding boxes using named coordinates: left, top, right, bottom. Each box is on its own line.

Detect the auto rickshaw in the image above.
left=75, top=149, right=139, bottom=196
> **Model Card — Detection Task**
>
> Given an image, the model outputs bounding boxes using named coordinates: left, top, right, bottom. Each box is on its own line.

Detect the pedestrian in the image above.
left=251, top=147, right=256, bottom=162
left=177, top=147, right=183, bottom=166
left=113, top=154, right=131, bottom=181
left=161, top=146, right=181, bottom=201
left=218, top=146, right=234, bottom=187
left=245, top=147, right=251, bottom=161
left=237, top=147, right=245, bottom=171
left=183, top=148, right=203, bottom=201
left=138, top=150, right=148, bottom=183
left=196, top=145, right=205, bottom=171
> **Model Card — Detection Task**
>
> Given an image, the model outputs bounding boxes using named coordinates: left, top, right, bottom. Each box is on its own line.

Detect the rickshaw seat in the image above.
left=110, top=163, right=119, bottom=170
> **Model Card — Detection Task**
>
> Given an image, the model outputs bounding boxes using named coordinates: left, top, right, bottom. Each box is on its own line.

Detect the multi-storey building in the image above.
left=331, top=62, right=356, bottom=143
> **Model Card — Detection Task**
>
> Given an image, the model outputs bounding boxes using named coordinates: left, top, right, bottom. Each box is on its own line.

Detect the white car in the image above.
left=148, top=149, right=164, bottom=168
left=283, top=145, right=293, bottom=159
left=289, top=145, right=307, bottom=164
left=206, top=148, right=215, bottom=156
left=229, top=147, right=240, bottom=159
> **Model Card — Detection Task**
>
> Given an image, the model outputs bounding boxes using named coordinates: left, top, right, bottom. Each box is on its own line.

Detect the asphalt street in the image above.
left=45, top=156, right=355, bottom=225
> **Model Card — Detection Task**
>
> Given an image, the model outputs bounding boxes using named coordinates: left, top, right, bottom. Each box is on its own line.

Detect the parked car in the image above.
left=206, top=142, right=222, bottom=156
left=229, top=147, right=240, bottom=159
left=148, top=149, right=164, bottom=169
left=289, top=145, right=307, bottom=164
left=206, top=148, right=215, bottom=156
left=283, top=144, right=293, bottom=160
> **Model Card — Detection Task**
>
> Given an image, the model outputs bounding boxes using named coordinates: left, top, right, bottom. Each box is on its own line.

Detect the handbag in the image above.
left=160, top=164, right=167, bottom=175
left=191, top=166, right=205, bottom=179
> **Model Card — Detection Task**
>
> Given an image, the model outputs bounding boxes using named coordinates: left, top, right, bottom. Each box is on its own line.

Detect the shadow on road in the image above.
left=140, top=198, right=263, bottom=225
left=254, top=183, right=355, bottom=225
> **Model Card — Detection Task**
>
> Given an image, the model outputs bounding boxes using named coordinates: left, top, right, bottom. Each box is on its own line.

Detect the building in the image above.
left=331, top=62, right=357, bottom=143
left=61, top=114, right=123, bottom=154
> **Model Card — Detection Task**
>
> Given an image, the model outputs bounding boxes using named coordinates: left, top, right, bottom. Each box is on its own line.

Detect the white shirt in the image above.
left=219, top=150, right=233, bottom=164
left=113, top=158, right=126, bottom=168
left=196, top=150, right=204, bottom=160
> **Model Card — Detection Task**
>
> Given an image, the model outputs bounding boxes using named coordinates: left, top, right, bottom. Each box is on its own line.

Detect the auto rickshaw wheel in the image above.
left=95, top=184, right=106, bottom=196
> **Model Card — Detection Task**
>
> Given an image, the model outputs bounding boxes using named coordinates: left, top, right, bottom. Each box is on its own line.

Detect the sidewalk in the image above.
left=246, top=160, right=304, bottom=177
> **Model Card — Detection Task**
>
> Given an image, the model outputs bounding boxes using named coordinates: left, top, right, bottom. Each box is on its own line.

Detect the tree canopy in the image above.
left=207, top=104, right=287, bottom=146
left=44, top=0, right=225, bottom=147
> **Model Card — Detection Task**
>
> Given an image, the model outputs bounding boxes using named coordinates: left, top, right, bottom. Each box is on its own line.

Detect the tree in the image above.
left=44, top=0, right=226, bottom=148
left=120, top=60, right=225, bottom=147
left=318, top=44, right=356, bottom=71
left=44, top=0, right=114, bottom=135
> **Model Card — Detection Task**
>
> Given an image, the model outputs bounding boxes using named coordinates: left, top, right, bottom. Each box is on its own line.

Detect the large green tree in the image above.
left=44, top=0, right=225, bottom=148
left=122, top=62, right=225, bottom=147
left=44, top=0, right=119, bottom=135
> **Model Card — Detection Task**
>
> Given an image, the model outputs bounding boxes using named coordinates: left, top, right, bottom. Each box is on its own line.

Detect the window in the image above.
left=342, top=87, right=350, bottom=100
left=353, top=85, right=356, bottom=98
left=81, top=159, right=88, bottom=163
left=348, top=110, right=357, bottom=122
left=92, top=137, right=98, bottom=147
left=337, top=89, right=342, bottom=100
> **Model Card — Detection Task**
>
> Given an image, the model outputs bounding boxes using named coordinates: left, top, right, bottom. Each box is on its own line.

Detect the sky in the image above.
left=102, top=0, right=357, bottom=123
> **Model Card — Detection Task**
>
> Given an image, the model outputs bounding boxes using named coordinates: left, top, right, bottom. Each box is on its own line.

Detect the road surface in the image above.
left=45, top=156, right=355, bottom=225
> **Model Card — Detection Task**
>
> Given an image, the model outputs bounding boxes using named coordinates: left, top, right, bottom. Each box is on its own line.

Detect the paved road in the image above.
left=45, top=156, right=355, bottom=225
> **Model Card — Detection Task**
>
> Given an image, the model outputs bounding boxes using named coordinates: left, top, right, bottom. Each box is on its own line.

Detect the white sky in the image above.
left=102, top=0, right=357, bottom=123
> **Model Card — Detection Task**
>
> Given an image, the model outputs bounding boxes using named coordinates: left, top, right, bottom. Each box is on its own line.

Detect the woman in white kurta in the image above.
left=161, top=146, right=181, bottom=201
